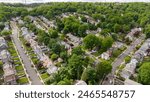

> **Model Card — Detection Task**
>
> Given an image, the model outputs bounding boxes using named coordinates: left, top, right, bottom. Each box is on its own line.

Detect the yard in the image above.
left=41, top=73, right=50, bottom=80
left=7, top=39, right=29, bottom=85
left=17, top=77, right=29, bottom=84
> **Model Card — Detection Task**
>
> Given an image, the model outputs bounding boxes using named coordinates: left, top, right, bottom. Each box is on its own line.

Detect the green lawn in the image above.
left=17, top=77, right=29, bottom=84
left=7, top=38, right=29, bottom=85
left=17, top=71, right=25, bottom=76
left=15, top=66, right=24, bottom=71
left=11, top=53, right=18, bottom=57
left=41, top=73, right=50, bottom=80
left=14, top=61, right=22, bottom=65
left=13, top=57, right=20, bottom=61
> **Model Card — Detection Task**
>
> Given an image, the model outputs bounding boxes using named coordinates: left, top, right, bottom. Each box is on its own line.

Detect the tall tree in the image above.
left=101, top=36, right=113, bottom=52
left=81, top=67, right=97, bottom=85
left=138, top=62, right=150, bottom=85
left=96, top=61, right=112, bottom=80
left=68, top=54, right=84, bottom=80
left=83, top=34, right=101, bottom=50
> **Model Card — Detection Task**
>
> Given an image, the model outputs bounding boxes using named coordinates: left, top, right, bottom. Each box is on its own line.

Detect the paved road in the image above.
left=102, top=35, right=145, bottom=85
left=112, top=36, right=145, bottom=74
left=10, top=21, right=43, bottom=85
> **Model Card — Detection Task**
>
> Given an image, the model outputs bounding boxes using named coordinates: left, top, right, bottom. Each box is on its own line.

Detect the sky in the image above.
left=0, top=0, right=150, bottom=3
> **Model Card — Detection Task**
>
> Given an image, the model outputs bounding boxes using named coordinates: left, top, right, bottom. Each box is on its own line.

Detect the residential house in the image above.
left=66, top=33, right=82, bottom=47
left=33, top=45, right=45, bottom=61
left=21, top=27, right=36, bottom=41
left=21, top=27, right=58, bottom=74
left=75, top=80, right=87, bottom=85
left=0, top=50, right=11, bottom=63
left=132, top=38, right=150, bottom=61
left=4, top=23, right=10, bottom=31
left=86, top=28, right=101, bottom=35
left=84, top=15, right=96, bottom=25
left=112, top=41, right=124, bottom=49
left=21, top=27, right=28, bottom=36
left=3, top=63, right=16, bottom=85
left=18, top=19, right=24, bottom=25
left=133, top=51, right=144, bottom=62
left=146, top=48, right=150, bottom=56
left=125, top=28, right=142, bottom=41
left=34, top=20, right=45, bottom=31
left=40, top=45, right=49, bottom=52
left=39, top=16, right=56, bottom=28
left=0, top=37, right=8, bottom=51
left=101, top=52, right=110, bottom=60
left=47, top=65, right=58, bottom=75
left=124, top=79, right=141, bottom=85
left=57, top=58, right=63, bottom=63
left=59, top=41, right=71, bottom=50
left=121, top=59, right=138, bottom=79
left=28, top=16, right=35, bottom=22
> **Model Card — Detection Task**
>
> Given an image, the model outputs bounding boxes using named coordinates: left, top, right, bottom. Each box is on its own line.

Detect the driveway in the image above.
left=10, top=21, right=43, bottom=85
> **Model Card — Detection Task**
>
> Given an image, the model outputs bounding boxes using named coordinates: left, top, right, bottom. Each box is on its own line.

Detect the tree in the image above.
left=60, top=51, right=68, bottom=61
left=57, top=78, right=72, bottom=85
left=92, top=14, right=102, bottom=21
left=100, top=29, right=110, bottom=36
left=80, top=16, right=87, bottom=22
left=113, top=23, right=121, bottom=33
left=111, top=33, right=118, bottom=41
left=63, top=26, right=69, bottom=34
left=140, top=16, right=149, bottom=27
left=101, top=36, right=113, bottom=52
left=138, top=62, right=150, bottom=85
left=144, top=24, right=150, bottom=38
left=56, top=18, right=64, bottom=32
left=0, top=22, right=4, bottom=31
left=47, top=39, right=56, bottom=48
left=81, top=67, right=97, bottom=85
left=78, top=24, right=88, bottom=37
left=21, top=10, right=28, bottom=17
left=0, top=61, right=3, bottom=69
left=124, top=56, right=131, bottom=64
left=48, top=29, right=58, bottom=38
left=37, top=30, right=49, bottom=45
left=96, top=61, right=112, bottom=80
left=0, top=30, right=11, bottom=36
left=68, top=54, right=84, bottom=79
left=24, top=16, right=31, bottom=23
left=51, top=54, right=58, bottom=61
left=83, top=34, right=101, bottom=50
left=88, top=23, right=97, bottom=30
left=51, top=43, right=62, bottom=54
left=122, top=25, right=130, bottom=33
left=72, top=46, right=85, bottom=55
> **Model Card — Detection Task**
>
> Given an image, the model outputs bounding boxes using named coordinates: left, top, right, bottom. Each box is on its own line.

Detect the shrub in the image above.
left=51, top=54, right=58, bottom=61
